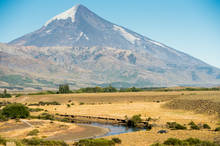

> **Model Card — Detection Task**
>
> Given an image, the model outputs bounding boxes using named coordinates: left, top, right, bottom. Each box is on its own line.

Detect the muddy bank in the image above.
left=45, top=124, right=109, bottom=142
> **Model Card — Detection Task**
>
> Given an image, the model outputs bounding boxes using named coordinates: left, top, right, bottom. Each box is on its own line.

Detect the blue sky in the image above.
left=0, top=0, right=220, bottom=68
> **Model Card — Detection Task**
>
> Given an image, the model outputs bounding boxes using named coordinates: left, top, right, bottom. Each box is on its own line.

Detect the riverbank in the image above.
left=0, top=119, right=109, bottom=143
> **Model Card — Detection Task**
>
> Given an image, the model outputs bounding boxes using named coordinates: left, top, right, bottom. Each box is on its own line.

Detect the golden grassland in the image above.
left=2, top=90, right=220, bottom=104
left=0, top=91, right=220, bottom=145
left=106, top=127, right=219, bottom=146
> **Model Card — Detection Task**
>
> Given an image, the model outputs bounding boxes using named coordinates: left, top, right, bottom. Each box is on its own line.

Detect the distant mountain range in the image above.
left=1, top=4, right=220, bottom=90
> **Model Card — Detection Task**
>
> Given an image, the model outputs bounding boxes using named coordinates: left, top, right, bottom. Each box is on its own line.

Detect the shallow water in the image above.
left=81, top=122, right=145, bottom=137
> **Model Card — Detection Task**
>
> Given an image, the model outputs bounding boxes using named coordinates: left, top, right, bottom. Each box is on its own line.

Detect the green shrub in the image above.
left=60, top=118, right=71, bottom=123
left=0, top=89, right=11, bottom=98
left=166, top=122, right=186, bottom=130
left=67, top=104, right=70, bottom=107
left=127, top=114, right=142, bottom=127
left=184, top=138, right=201, bottom=145
left=39, top=101, right=61, bottom=106
left=15, top=94, right=22, bottom=97
left=79, top=102, right=84, bottom=105
left=2, top=103, right=30, bottom=119
left=75, top=138, right=115, bottom=146
left=27, top=129, right=39, bottom=136
left=146, top=117, right=152, bottom=121
left=188, top=121, right=200, bottom=130
left=38, top=113, right=54, bottom=120
left=190, top=124, right=200, bottom=130
left=0, top=136, right=7, bottom=145
left=151, top=143, right=164, bottom=146
left=0, top=111, right=8, bottom=121
left=29, top=108, right=44, bottom=112
left=215, top=127, right=220, bottom=131
left=29, top=101, right=61, bottom=106
left=203, top=123, right=211, bottom=129
left=151, top=138, right=218, bottom=146
left=112, top=137, right=121, bottom=144
left=21, top=137, right=67, bottom=146
left=163, top=138, right=183, bottom=145
left=145, top=122, right=153, bottom=130
left=188, top=121, right=196, bottom=126
left=59, top=84, right=71, bottom=94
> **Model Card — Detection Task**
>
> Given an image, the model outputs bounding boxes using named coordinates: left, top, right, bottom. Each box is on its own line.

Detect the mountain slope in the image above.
left=1, top=4, right=220, bottom=90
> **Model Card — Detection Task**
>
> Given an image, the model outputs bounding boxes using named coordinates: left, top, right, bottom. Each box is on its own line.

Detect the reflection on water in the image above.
left=82, top=122, right=145, bottom=137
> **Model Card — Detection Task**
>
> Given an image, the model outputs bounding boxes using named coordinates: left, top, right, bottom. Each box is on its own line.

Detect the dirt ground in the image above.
left=0, top=119, right=108, bottom=142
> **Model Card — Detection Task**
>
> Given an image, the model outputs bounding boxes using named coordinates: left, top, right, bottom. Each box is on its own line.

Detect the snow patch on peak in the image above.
left=84, top=33, right=89, bottom=40
left=148, top=40, right=166, bottom=48
left=44, top=5, right=79, bottom=27
left=113, top=25, right=140, bottom=44
left=76, top=32, right=89, bottom=41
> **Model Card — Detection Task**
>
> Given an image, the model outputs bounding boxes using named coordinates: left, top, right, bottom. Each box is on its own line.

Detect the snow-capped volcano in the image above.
left=9, top=4, right=147, bottom=49
left=2, top=4, right=220, bottom=89
left=44, top=4, right=80, bottom=27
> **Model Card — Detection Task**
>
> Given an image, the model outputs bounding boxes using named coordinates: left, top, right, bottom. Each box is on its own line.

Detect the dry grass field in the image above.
left=0, top=91, right=220, bottom=145
left=106, top=127, right=219, bottom=146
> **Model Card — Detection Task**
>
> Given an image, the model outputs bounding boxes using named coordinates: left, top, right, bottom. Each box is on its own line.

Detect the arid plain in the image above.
left=0, top=91, right=219, bottom=145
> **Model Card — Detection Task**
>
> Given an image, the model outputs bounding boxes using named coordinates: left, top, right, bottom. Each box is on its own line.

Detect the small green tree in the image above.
left=2, top=103, right=30, bottom=119
left=103, top=85, right=117, bottom=92
left=0, top=89, right=11, bottom=98
left=127, top=114, right=142, bottom=127
left=3, top=89, right=6, bottom=95
left=59, top=84, right=71, bottom=93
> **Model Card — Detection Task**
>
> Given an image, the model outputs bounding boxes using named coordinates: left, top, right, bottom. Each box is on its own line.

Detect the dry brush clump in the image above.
left=163, top=99, right=220, bottom=116
left=151, top=138, right=218, bottom=146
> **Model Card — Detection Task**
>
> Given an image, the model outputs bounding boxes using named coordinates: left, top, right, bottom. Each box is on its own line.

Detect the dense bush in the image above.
left=0, top=136, right=7, bottom=145
left=215, top=127, right=220, bottom=131
left=126, top=114, right=142, bottom=127
left=0, top=136, right=68, bottom=146
left=28, top=90, right=57, bottom=95
left=76, top=85, right=117, bottom=93
left=27, top=129, right=39, bottom=136
left=203, top=123, right=211, bottom=129
left=190, top=124, right=200, bottom=130
left=59, top=84, right=71, bottom=93
left=29, top=108, right=44, bottom=112
left=166, top=122, right=187, bottom=130
left=37, top=113, right=55, bottom=120
left=79, top=102, right=85, bottom=105
left=0, top=112, right=8, bottom=122
left=75, top=138, right=115, bottom=146
left=119, top=87, right=142, bottom=92
left=2, top=103, right=30, bottom=119
left=145, top=122, right=153, bottom=130
left=29, top=101, right=61, bottom=106
left=163, top=138, right=183, bottom=145
left=22, top=137, right=68, bottom=146
left=111, top=137, right=121, bottom=144
left=151, top=138, right=218, bottom=146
